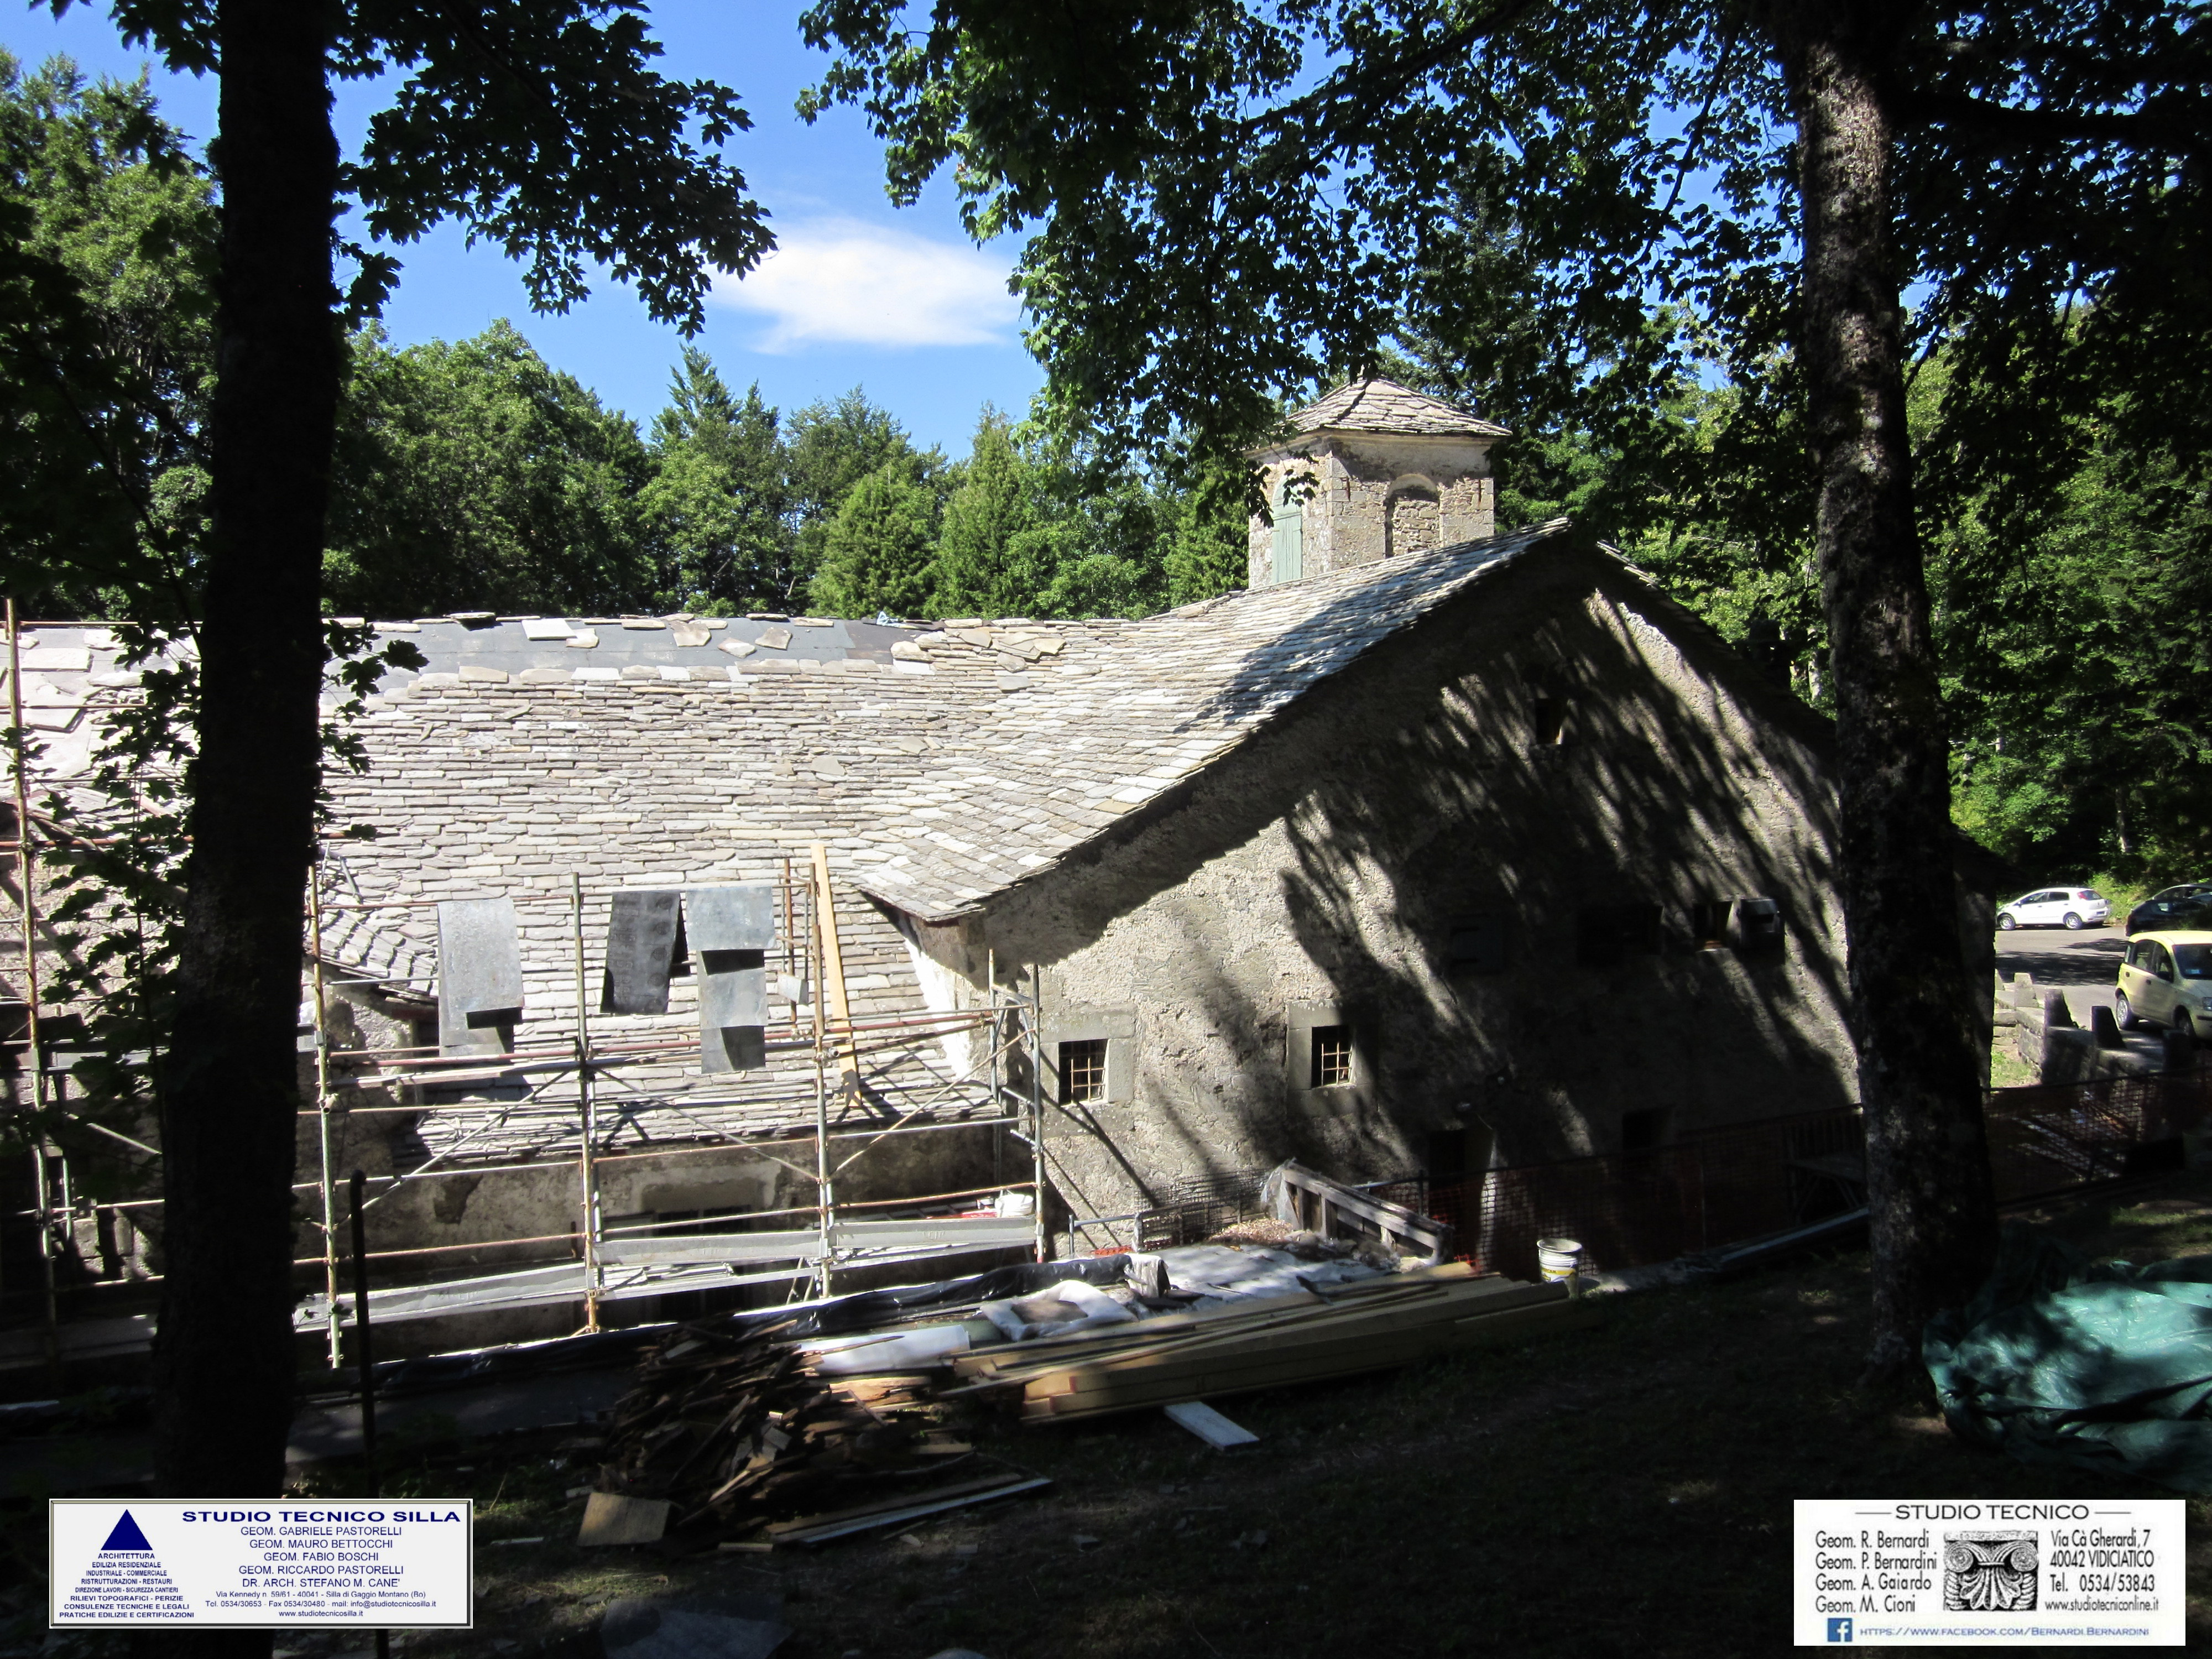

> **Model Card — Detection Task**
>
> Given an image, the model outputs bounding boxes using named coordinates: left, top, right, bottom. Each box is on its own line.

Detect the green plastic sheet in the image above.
left=1924, top=1223, right=2212, bottom=1493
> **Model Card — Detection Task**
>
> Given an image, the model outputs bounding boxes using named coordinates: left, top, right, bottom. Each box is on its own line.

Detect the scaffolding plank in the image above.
left=597, top=1215, right=1034, bottom=1266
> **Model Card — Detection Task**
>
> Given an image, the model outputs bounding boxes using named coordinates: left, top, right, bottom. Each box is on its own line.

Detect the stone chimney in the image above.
left=1246, top=378, right=1508, bottom=588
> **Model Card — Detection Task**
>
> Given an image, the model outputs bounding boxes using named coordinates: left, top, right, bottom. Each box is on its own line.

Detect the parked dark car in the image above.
left=2124, top=882, right=2212, bottom=935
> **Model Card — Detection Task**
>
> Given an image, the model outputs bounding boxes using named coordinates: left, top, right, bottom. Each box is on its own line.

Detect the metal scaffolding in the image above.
left=2, top=788, right=1054, bottom=1376
left=289, top=844, right=1050, bottom=1364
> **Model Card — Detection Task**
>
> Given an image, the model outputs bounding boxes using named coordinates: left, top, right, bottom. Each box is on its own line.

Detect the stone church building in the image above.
left=6, top=379, right=2001, bottom=1357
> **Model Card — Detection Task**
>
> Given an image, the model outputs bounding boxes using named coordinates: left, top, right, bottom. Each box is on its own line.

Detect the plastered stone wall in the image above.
left=1247, top=435, right=1498, bottom=587
left=946, top=551, right=1969, bottom=1223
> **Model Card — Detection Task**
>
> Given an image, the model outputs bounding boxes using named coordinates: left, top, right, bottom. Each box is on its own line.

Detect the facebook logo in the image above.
left=1827, top=1617, right=1853, bottom=1642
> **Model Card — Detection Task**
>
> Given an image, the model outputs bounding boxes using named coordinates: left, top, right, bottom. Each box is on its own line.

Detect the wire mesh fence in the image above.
left=1133, top=1071, right=2212, bottom=1280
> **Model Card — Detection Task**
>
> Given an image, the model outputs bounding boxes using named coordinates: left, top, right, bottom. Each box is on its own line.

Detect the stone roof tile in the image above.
left=1285, top=376, right=1510, bottom=440
left=25, top=521, right=1569, bottom=928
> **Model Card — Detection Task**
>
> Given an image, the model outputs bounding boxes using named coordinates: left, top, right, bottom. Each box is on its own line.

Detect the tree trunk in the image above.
left=1766, top=1, right=1999, bottom=1373
left=147, top=0, right=337, bottom=1620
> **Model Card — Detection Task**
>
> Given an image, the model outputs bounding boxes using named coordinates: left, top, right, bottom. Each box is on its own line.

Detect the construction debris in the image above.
left=588, top=1197, right=1599, bottom=1547
left=595, top=1313, right=1035, bottom=1545
left=578, top=1492, right=673, bottom=1547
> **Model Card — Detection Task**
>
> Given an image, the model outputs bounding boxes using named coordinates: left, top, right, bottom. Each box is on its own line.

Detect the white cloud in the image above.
left=712, top=217, right=1020, bottom=352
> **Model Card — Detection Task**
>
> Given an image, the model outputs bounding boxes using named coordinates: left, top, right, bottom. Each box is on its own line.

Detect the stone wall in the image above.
left=1246, top=434, right=1498, bottom=587
left=927, top=550, right=1963, bottom=1225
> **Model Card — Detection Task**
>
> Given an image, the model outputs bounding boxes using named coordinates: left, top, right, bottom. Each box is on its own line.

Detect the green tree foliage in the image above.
left=59, top=0, right=774, bottom=1522
left=932, top=411, right=1038, bottom=617
left=810, top=456, right=942, bottom=619
left=1160, top=451, right=1250, bottom=605
left=640, top=347, right=790, bottom=614
left=912, top=413, right=1199, bottom=620
left=0, top=50, right=213, bottom=618
left=1930, top=345, right=2212, bottom=877
left=784, top=388, right=936, bottom=602
left=1018, top=439, right=1178, bottom=618
left=801, top=0, right=2210, bottom=1366
left=325, top=322, right=655, bottom=617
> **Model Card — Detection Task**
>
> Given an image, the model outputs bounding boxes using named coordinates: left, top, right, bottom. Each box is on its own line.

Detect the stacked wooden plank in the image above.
left=947, top=1262, right=1599, bottom=1422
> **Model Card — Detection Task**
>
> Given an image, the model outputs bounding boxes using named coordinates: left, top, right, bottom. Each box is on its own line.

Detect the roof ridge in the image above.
left=1283, top=376, right=1508, bottom=440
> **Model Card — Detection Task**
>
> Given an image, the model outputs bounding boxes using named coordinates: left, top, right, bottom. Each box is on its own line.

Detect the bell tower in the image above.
left=1246, top=379, right=1507, bottom=587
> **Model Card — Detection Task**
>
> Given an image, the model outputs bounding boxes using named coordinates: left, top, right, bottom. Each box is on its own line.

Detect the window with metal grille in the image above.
left=1059, top=1038, right=1108, bottom=1104
left=1688, top=900, right=1733, bottom=950
left=1310, top=1025, right=1354, bottom=1088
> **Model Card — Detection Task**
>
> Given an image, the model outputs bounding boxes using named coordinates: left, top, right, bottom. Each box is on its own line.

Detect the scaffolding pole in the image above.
left=7, top=599, right=60, bottom=1389
left=1030, top=963, right=1047, bottom=1264
left=5, top=854, right=1048, bottom=1359
left=808, top=858, right=832, bottom=1297
left=571, top=874, right=603, bottom=1333
left=308, top=875, right=345, bottom=1369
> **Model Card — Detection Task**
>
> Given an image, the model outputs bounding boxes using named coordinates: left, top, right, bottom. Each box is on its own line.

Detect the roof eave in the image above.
left=1244, top=421, right=1511, bottom=460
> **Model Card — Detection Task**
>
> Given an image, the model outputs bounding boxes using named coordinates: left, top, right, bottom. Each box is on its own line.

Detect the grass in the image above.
left=11, top=1173, right=2212, bottom=1659
left=1988, top=1032, right=2040, bottom=1089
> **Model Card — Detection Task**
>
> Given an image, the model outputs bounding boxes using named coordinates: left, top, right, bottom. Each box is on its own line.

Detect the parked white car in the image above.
left=1996, top=886, right=2111, bottom=931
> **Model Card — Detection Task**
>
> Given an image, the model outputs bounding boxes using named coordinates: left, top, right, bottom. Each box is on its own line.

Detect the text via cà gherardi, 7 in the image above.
left=1792, top=1498, right=2183, bottom=1647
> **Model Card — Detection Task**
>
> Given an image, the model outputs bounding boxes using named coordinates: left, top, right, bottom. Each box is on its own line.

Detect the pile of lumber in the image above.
left=598, top=1316, right=1015, bottom=1538
left=947, top=1262, right=1598, bottom=1422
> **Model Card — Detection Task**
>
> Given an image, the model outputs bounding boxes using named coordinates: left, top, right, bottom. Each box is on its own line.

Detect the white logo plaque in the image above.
left=50, top=1500, right=473, bottom=1629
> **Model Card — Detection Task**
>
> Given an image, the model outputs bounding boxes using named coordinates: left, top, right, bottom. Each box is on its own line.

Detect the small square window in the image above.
left=1059, top=1038, right=1108, bottom=1104
left=1577, top=904, right=1662, bottom=967
left=1447, top=914, right=1506, bottom=974
left=1310, top=1025, right=1355, bottom=1088
left=1532, top=694, right=1567, bottom=745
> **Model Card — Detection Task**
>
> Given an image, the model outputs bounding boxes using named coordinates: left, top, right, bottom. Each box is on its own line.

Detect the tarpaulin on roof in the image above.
left=1924, top=1223, right=2212, bottom=1492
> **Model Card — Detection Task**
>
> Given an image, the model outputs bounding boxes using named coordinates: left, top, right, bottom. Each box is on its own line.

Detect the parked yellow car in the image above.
left=2115, top=931, right=2212, bottom=1037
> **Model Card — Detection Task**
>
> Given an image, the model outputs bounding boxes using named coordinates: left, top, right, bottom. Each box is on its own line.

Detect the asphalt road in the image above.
left=1994, top=920, right=2127, bottom=992
left=1992, top=921, right=2179, bottom=1067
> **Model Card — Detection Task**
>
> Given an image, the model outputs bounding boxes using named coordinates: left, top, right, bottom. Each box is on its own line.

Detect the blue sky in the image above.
left=1, top=1, right=1044, bottom=455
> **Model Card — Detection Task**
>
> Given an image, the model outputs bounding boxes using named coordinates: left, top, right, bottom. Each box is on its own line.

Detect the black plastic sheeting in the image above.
left=1925, top=1223, right=2212, bottom=1493
left=359, top=1257, right=1128, bottom=1398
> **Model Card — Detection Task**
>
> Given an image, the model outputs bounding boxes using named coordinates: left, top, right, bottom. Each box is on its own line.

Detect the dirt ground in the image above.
left=9, top=1170, right=2212, bottom=1659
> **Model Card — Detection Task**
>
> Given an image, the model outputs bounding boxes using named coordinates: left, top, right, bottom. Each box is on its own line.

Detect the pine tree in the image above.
left=784, top=389, right=930, bottom=604
left=640, top=347, right=789, bottom=611
left=1162, top=453, right=1253, bottom=604
left=932, top=412, right=1047, bottom=617
left=809, top=458, right=941, bottom=620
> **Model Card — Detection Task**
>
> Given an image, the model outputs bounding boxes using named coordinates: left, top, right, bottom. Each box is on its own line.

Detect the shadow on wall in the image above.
left=992, top=536, right=1875, bottom=1199
left=1269, top=565, right=1858, bottom=1166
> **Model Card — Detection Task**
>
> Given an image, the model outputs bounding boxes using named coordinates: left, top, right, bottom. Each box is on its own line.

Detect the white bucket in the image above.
left=1536, top=1237, right=1584, bottom=1287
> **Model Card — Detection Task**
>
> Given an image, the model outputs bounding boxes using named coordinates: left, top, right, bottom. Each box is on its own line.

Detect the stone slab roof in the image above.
left=12, top=521, right=1573, bottom=930
left=2, top=525, right=1577, bottom=1161
left=1285, top=377, right=1509, bottom=441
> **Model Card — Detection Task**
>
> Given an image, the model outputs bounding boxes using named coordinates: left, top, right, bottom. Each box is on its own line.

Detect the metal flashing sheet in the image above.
left=601, top=890, right=686, bottom=1015
left=684, top=885, right=773, bottom=1072
left=681, top=884, right=775, bottom=951
left=435, top=898, right=523, bottom=1056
